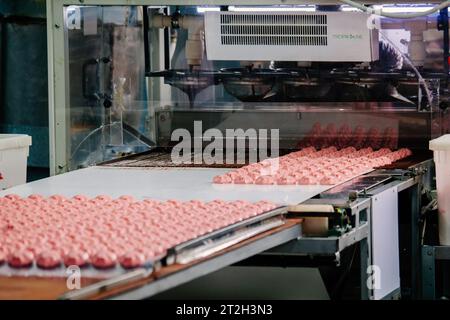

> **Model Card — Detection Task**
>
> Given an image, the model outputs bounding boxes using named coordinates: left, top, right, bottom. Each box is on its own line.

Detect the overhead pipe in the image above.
left=152, top=13, right=204, bottom=67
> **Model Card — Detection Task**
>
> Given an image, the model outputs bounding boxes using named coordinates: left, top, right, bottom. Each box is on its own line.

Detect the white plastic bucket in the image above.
left=0, top=134, right=32, bottom=190
left=430, top=134, right=450, bottom=245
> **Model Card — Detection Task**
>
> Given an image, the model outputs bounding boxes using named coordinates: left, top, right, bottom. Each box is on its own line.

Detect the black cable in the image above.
left=163, top=7, right=170, bottom=70
left=329, top=244, right=358, bottom=300
left=143, top=6, right=150, bottom=75
left=438, top=8, right=449, bottom=84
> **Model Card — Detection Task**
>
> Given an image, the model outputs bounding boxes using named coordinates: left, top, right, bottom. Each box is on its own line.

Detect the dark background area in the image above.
left=0, top=0, right=49, bottom=181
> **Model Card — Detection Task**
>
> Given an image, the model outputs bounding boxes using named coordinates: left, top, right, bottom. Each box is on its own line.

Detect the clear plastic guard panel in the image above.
left=69, top=104, right=151, bottom=170
left=66, top=5, right=149, bottom=170
left=153, top=101, right=436, bottom=152
left=63, top=5, right=450, bottom=170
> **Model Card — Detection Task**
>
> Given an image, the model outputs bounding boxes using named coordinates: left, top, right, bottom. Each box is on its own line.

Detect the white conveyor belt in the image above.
left=0, top=166, right=336, bottom=205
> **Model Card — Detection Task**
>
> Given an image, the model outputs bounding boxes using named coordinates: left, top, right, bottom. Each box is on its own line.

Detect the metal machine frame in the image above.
left=44, top=0, right=443, bottom=300
left=259, top=168, right=424, bottom=300
left=46, top=0, right=446, bottom=175
left=57, top=167, right=421, bottom=300
left=421, top=245, right=450, bottom=299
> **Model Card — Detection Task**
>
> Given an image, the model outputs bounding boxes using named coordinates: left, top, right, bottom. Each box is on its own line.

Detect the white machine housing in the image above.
left=204, top=11, right=380, bottom=62
left=371, top=185, right=400, bottom=300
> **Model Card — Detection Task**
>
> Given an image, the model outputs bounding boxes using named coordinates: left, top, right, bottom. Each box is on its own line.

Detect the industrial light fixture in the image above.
left=197, top=5, right=316, bottom=13
left=376, top=4, right=436, bottom=13
left=198, top=4, right=438, bottom=14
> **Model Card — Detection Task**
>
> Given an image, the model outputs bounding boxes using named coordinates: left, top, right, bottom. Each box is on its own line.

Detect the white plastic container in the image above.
left=0, top=134, right=32, bottom=190
left=430, top=134, right=450, bottom=245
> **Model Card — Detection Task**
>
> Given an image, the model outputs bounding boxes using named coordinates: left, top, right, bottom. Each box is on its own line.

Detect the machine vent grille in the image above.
left=219, top=14, right=328, bottom=46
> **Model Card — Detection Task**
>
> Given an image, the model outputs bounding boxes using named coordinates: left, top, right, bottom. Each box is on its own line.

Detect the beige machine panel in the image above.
left=205, top=11, right=379, bottom=62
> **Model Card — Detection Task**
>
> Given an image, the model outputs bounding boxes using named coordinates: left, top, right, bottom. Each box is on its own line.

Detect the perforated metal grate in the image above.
left=219, top=13, right=328, bottom=46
